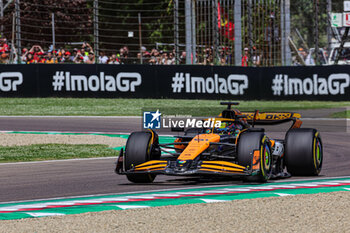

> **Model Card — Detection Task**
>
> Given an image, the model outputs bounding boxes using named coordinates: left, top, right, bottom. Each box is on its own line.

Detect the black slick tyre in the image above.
left=237, top=132, right=272, bottom=182
left=285, top=128, right=322, bottom=176
left=124, top=131, right=158, bottom=183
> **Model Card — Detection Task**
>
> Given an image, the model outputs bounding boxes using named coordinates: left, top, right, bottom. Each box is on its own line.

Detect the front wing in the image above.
left=115, top=152, right=258, bottom=177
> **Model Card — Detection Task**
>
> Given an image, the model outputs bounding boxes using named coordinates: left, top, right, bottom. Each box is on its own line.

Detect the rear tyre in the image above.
left=124, top=131, right=159, bottom=183
left=285, top=128, right=322, bottom=176
left=237, top=132, right=272, bottom=182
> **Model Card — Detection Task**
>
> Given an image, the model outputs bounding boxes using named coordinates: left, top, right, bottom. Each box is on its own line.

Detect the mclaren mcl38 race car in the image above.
left=115, top=102, right=323, bottom=183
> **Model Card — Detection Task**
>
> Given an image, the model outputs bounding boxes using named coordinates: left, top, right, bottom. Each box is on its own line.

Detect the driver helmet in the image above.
left=216, top=122, right=236, bottom=134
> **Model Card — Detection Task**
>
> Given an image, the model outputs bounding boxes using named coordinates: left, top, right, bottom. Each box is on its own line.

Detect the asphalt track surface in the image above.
left=0, top=116, right=349, bottom=203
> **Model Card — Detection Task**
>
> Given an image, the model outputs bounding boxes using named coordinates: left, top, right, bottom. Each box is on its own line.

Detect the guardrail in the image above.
left=0, top=64, right=349, bottom=100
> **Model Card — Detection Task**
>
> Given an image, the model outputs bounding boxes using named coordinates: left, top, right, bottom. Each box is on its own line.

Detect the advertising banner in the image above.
left=0, top=64, right=349, bottom=100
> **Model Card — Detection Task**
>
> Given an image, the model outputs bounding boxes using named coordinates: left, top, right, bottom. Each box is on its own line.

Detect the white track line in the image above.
left=0, top=157, right=117, bottom=165
left=0, top=130, right=132, bottom=135
left=0, top=115, right=142, bottom=118
left=0, top=130, right=175, bottom=137
left=0, top=115, right=348, bottom=121
left=301, top=118, right=350, bottom=121
left=1, top=176, right=349, bottom=205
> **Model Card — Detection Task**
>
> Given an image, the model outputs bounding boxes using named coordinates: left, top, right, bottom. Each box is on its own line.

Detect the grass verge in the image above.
left=0, top=98, right=349, bottom=116
left=331, top=110, right=350, bottom=118
left=0, top=144, right=117, bottom=162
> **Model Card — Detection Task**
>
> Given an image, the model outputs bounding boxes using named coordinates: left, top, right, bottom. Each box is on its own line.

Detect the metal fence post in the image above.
left=234, top=0, right=242, bottom=66
left=185, top=0, right=192, bottom=64
left=213, top=0, right=219, bottom=65
left=0, top=0, right=3, bottom=37
left=10, top=13, right=14, bottom=63
left=52, top=13, right=55, bottom=63
left=281, top=0, right=285, bottom=66
left=93, top=0, right=99, bottom=62
left=191, top=0, right=196, bottom=64
left=15, top=0, right=21, bottom=64
left=248, top=0, right=253, bottom=65
left=327, top=0, right=332, bottom=53
left=314, top=0, right=319, bottom=65
left=138, top=13, right=143, bottom=64
left=285, top=0, right=291, bottom=66
left=174, top=0, right=179, bottom=64
left=1, top=0, right=15, bottom=38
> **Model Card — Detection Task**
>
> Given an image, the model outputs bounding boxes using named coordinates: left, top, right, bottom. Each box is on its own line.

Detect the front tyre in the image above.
left=285, top=128, right=323, bottom=176
left=124, top=131, right=159, bottom=183
left=237, top=132, right=272, bottom=182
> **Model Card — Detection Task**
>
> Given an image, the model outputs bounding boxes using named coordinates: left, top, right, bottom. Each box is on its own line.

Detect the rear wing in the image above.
left=241, top=112, right=302, bottom=129
left=242, top=112, right=300, bottom=121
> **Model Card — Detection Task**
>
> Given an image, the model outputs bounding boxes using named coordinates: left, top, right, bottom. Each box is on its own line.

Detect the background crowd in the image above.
left=0, top=38, right=187, bottom=65
left=0, top=37, right=332, bottom=66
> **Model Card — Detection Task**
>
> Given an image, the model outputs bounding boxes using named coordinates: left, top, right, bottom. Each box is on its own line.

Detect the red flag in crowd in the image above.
left=217, top=2, right=234, bottom=41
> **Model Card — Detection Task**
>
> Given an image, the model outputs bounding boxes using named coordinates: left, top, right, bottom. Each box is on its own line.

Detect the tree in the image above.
left=1, top=0, right=92, bottom=48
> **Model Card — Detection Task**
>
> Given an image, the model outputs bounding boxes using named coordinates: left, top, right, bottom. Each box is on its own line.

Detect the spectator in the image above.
left=204, top=48, right=213, bottom=65
left=225, top=49, right=234, bottom=65
left=123, top=46, right=129, bottom=56
left=38, top=53, right=46, bottom=63
left=73, top=50, right=84, bottom=64
left=148, top=56, right=156, bottom=65
left=0, top=38, right=9, bottom=63
left=143, top=51, right=151, bottom=64
left=220, top=57, right=226, bottom=66
left=45, top=52, right=57, bottom=64
left=137, top=52, right=142, bottom=62
left=81, top=42, right=93, bottom=62
left=242, top=47, right=249, bottom=66
left=119, top=47, right=129, bottom=64
left=21, top=48, right=29, bottom=63
left=85, top=52, right=95, bottom=64
left=11, top=45, right=18, bottom=64
left=72, top=48, right=78, bottom=59
left=61, top=51, right=72, bottom=63
left=29, top=45, right=44, bottom=61
left=69, top=51, right=75, bottom=62
left=108, top=53, right=120, bottom=64
left=98, top=51, right=108, bottom=64
left=80, top=48, right=86, bottom=59
left=298, top=48, right=307, bottom=59
left=26, top=53, right=35, bottom=64
left=251, top=46, right=261, bottom=67
left=161, top=51, right=168, bottom=64
left=180, top=51, right=186, bottom=64
left=156, top=55, right=162, bottom=65
left=168, top=52, right=175, bottom=64
left=82, top=42, right=93, bottom=54
left=149, top=48, right=159, bottom=64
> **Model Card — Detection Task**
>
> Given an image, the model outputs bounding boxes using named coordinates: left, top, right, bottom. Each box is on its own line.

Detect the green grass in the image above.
left=0, top=98, right=349, bottom=116
left=331, top=110, right=350, bottom=118
left=0, top=144, right=117, bottom=162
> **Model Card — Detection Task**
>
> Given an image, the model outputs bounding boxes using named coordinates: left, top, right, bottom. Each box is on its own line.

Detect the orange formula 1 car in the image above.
left=115, top=102, right=323, bottom=183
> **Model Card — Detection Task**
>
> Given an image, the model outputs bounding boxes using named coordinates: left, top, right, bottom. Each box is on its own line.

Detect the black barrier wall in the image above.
left=0, top=64, right=349, bottom=100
